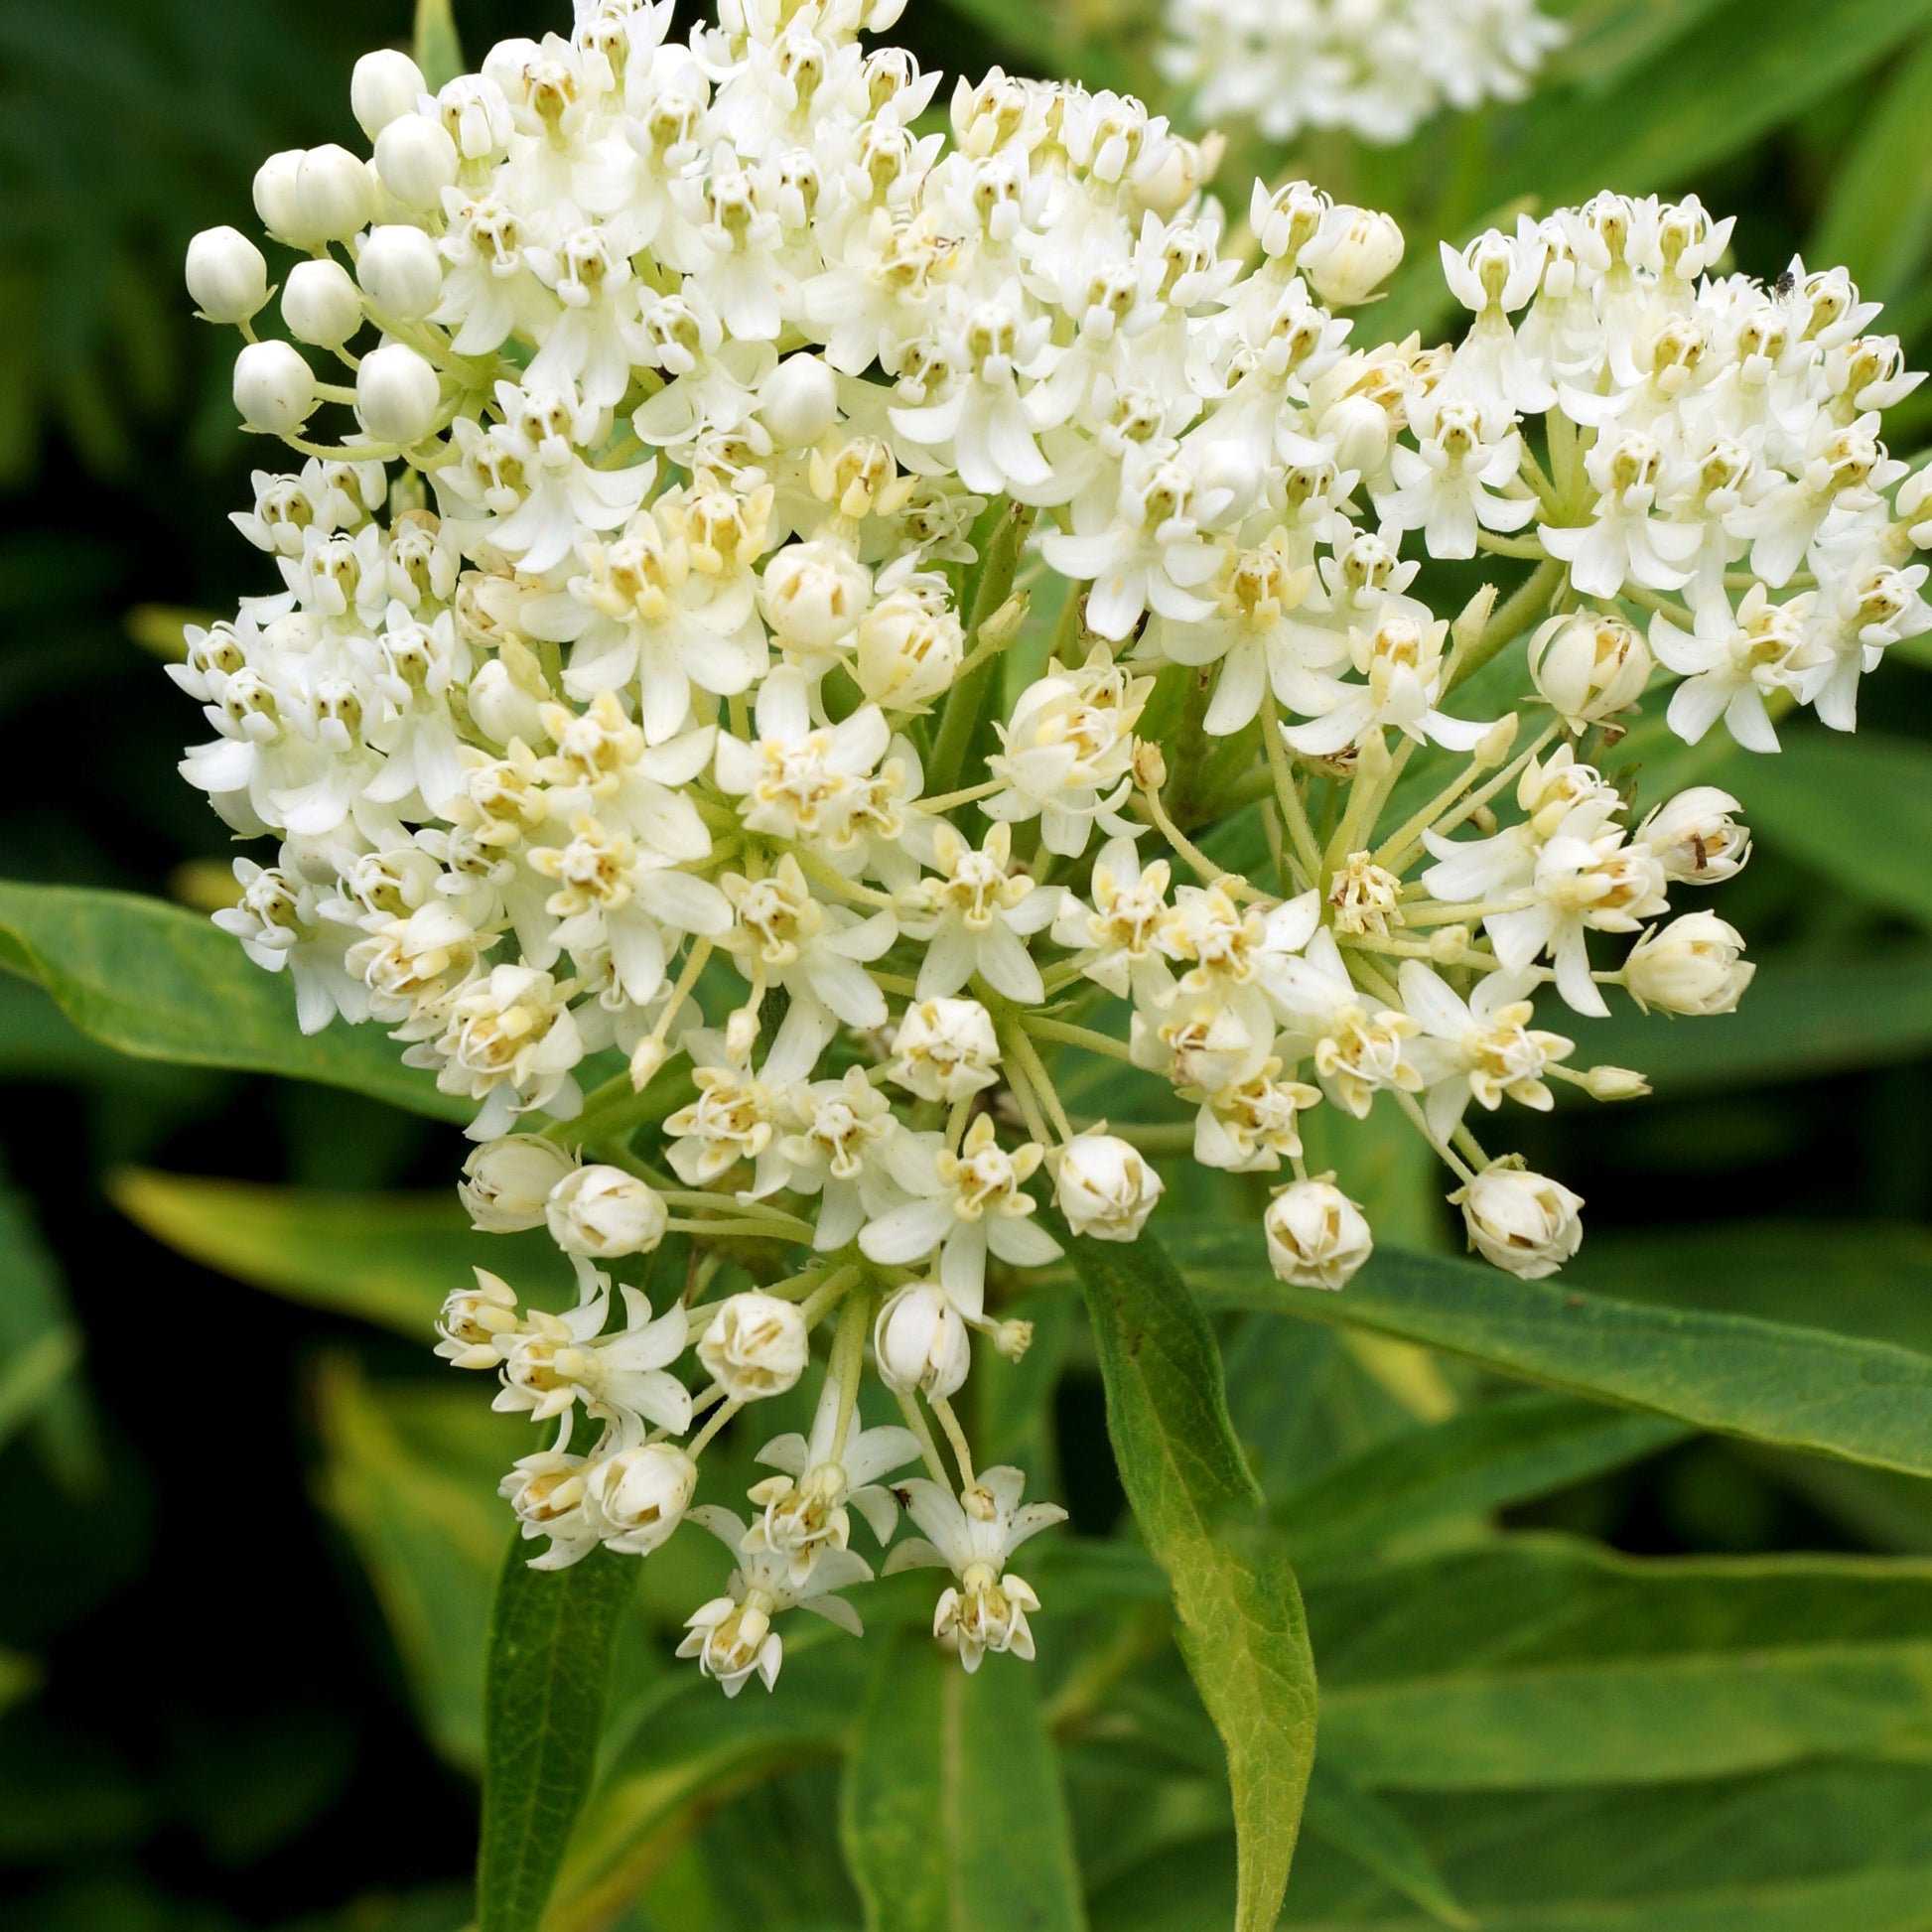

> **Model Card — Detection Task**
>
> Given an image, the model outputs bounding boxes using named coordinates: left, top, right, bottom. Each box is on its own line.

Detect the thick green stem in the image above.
left=928, top=500, right=1038, bottom=798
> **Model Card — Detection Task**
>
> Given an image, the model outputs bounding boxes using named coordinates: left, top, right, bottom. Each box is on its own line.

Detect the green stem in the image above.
left=1447, top=557, right=1565, bottom=692
left=928, top=500, right=1038, bottom=797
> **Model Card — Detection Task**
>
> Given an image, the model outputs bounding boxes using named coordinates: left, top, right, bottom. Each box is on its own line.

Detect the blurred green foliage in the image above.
left=7, top=0, right=1932, bottom=1928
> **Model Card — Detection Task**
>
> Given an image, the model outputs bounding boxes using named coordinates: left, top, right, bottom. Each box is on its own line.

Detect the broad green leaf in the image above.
left=478, top=1539, right=639, bottom=1932
left=1302, top=1764, right=1472, bottom=1929
left=415, top=0, right=466, bottom=91
left=1166, top=1222, right=1932, bottom=1476
left=1309, top=1537, right=1932, bottom=1790
left=1567, top=946, right=1932, bottom=1094
left=313, top=1356, right=523, bottom=1769
left=109, top=1171, right=571, bottom=1340
left=0, top=883, right=465, bottom=1120
left=841, top=1630, right=1087, bottom=1932
left=1809, top=31, right=1932, bottom=300
left=1743, top=735, right=1932, bottom=929
left=1067, top=1227, right=1318, bottom=1932
left=1275, top=1393, right=1687, bottom=1568
left=1575, top=1221, right=1932, bottom=1357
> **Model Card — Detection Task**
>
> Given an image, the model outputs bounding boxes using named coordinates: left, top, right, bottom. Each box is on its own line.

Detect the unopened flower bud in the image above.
left=252, top=150, right=309, bottom=244
left=629, top=1035, right=669, bottom=1091
left=1052, top=1131, right=1164, bottom=1241
left=889, top=997, right=1001, bottom=1102
left=977, top=590, right=1030, bottom=652
left=461, top=1134, right=577, bottom=1230
left=1451, top=582, right=1498, bottom=655
left=374, top=113, right=461, bottom=208
left=699, top=1293, right=810, bottom=1401
left=725, top=1005, right=761, bottom=1061
left=1133, top=741, right=1169, bottom=790
left=351, top=49, right=429, bottom=141
left=1585, top=1064, right=1650, bottom=1101
left=356, top=344, right=441, bottom=444
left=296, top=144, right=376, bottom=244
left=1265, top=1178, right=1372, bottom=1290
left=586, top=1443, right=696, bottom=1555
left=1452, top=1165, right=1584, bottom=1279
left=1623, top=912, right=1753, bottom=1016
left=186, top=226, right=269, bottom=325
left=1301, top=206, right=1405, bottom=307
left=233, top=341, right=318, bottom=435
left=1528, top=611, right=1652, bottom=729
left=757, top=352, right=840, bottom=448
left=1427, top=923, right=1470, bottom=963
left=759, top=540, right=872, bottom=651
left=467, top=653, right=549, bottom=748
left=856, top=592, right=963, bottom=709
left=874, top=1282, right=970, bottom=1397
left=1638, top=787, right=1750, bottom=884
left=282, top=258, right=364, bottom=348
left=357, top=224, right=445, bottom=321
left=1474, top=714, right=1520, bottom=767
left=545, top=1164, right=667, bottom=1258
left=994, top=1318, right=1035, bottom=1362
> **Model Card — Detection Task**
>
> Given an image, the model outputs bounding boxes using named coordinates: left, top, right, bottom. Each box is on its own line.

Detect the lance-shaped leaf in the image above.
left=0, top=883, right=465, bottom=1120
left=478, top=1540, right=640, bottom=1932
left=1164, top=1222, right=1932, bottom=1478
left=414, top=0, right=465, bottom=90
left=110, top=1171, right=572, bottom=1339
left=1066, top=1226, right=1317, bottom=1932
left=841, top=1629, right=1086, bottom=1932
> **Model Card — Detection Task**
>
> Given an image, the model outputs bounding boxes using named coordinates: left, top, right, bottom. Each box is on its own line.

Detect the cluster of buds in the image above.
left=175, top=0, right=1926, bottom=1692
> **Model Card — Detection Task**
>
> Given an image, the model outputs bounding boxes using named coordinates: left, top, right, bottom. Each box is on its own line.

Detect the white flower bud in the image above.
left=1052, top=1132, right=1164, bottom=1241
left=545, top=1165, right=667, bottom=1258
left=1585, top=1065, right=1650, bottom=1101
left=1453, top=1166, right=1584, bottom=1280
left=461, top=1135, right=578, bottom=1230
left=994, top=1317, right=1035, bottom=1362
left=856, top=591, right=963, bottom=709
left=233, top=341, right=318, bottom=435
left=185, top=226, right=269, bottom=325
left=351, top=49, right=428, bottom=141
left=1264, top=1178, right=1373, bottom=1291
left=282, top=258, right=364, bottom=348
left=628, top=1035, right=668, bottom=1091
left=252, top=150, right=310, bottom=244
left=357, top=224, right=444, bottom=321
left=1301, top=207, right=1406, bottom=307
left=1638, top=787, right=1750, bottom=884
left=1623, top=912, right=1753, bottom=1016
left=295, top=144, right=376, bottom=244
left=889, top=997, right=1001, bottom=1103
left=698, top=1293, right=810, bottom=1401
left=1318, top=393, right=1393, bottom=485
left=758, top=353, right=840, bottom=448
left=759, top=540, right=872, bottom=652
left=467, top=654, right=549, bottom=749
left=356, top=344, right=441, bottom=444
left=586, top=1444, right=697, bottom=1556
left=874, top=1282, right=970, bottom=1398
left=374, top=113, right=461, bottom=209
left=1527, top=612, right=1652, bottom=729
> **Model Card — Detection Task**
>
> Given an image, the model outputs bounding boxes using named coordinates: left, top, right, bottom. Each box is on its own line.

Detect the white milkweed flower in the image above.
left=873, top=1281, right=973, bottom=1399
left=461, top=1136, right=579, bottom=1231
left=545, top=1164, right=668, bottom=1258
left=1264, top=1178, right=1373, bottom=1291
left=697, top=1292, right=811, bottom=1401
left=888, top=997, right=1004, bottom=1103
left=898, top=822, right=1061, bottom=1005
left=885, top=1466, right=1067, bottom=1672
left=1452, top=1164, right=1585, bottom=1280
left=1527, top=610, right=1652, bottom=730
left=1050, top=1131, right=1166, bottom=1241
left=1638, top=789, right=1752, bottom=886
left=1623, top=912, right=1755, bottom=1016
left=586, top=1440, right=699, bottom=1557
left=435, top=1268, right=524, bottom=1369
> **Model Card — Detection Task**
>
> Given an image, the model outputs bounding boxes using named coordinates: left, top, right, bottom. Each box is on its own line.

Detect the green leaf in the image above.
left=1808, top=31, right=1932, bottom=300
left=841, top=1629, right=1087, bottom=1932
left=1302, top=1763, right=1473, bottom=1928
left=313, top=1356, right=523, bottom=1769
left=1567, top=946, right=1932, bottom=1095
left=931, top=0, right=1133, bottom=94
left=1309, top=1537, right=1932, bottom=1790
left=0, top=1171, right=100, bottom=1492
left=478, top=1538, right=639, bottom=1932
left=1274, top=1393, right=1687, bottom=1568
left=0, top=883, right=465, bottom=1120
left=415, top=0, right=466, bottom=91
left=109, top=1171, right=572, bottom=1340
left=1165, top=1222, right=1932, bottom=1477
left=1743, top=734, right=1932, bottom=928
left=1066, top=1227, right=1318, bottom=1932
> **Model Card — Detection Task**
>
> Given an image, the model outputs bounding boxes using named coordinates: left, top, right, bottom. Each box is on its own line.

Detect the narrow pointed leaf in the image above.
left=1303, top=1763, right=1473, bottom=1928
left=478, top=1541, right=639, bottom=1932
left=1809, top=31, right=1932, bottom=300
left=414, top=0, right=466, bottom=90
left=1067, top=1226, right=1317, bottom=1932
left=1166, top=1222, right=1932, bottom=1477
left=0, top=883, right=465, bottom=1120
left=841, top=1629, right=1086, bottom=1932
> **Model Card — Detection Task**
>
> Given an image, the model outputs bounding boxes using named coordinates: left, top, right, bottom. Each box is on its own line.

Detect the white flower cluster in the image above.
left=1159, top=0, right=1564, bottom=146
left=176, top=0, right=1930, bottom=1691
